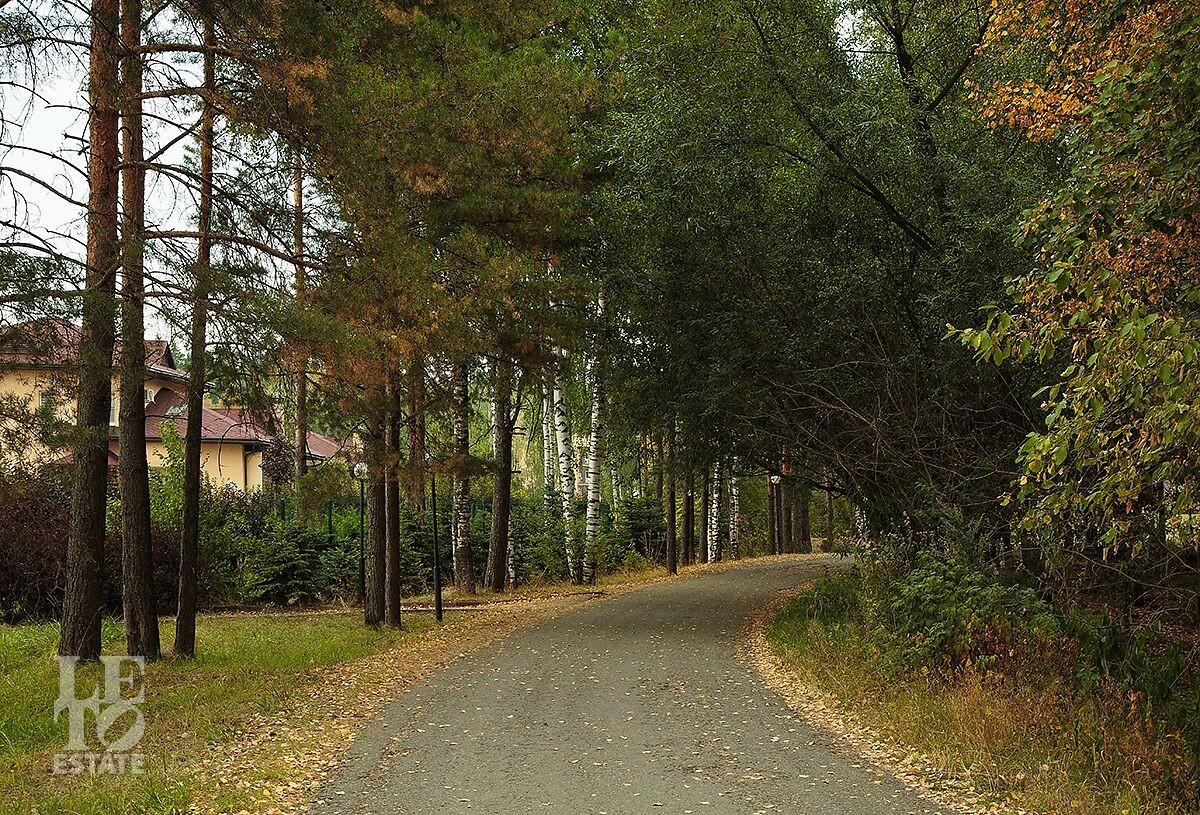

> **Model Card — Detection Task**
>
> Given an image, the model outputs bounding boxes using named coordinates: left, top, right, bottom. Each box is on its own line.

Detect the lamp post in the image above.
left=429, top=464, right=443, bottom=623
left=353, top=462, right=368, bottom=601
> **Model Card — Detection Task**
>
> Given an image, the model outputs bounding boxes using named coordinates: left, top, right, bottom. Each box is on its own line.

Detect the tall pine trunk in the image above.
left=60, top=0, right=121, bottom=659
left=174, top=16, right=215, bottom=659
left=698, top=470, right=710, bottom=564
left=405, top=352, right=426, bottom=511
left=118, top=0, right=158, bottom=660
left=364, top=424, right=386, bottom=626
left=291, top=151, right=308, bottom=480
left=384, top=399, right=402, bottom=626
left=552, top=371, right=578, bottom=582
left=452, top=360, right=475, bottom=593
left=484, top=357, right=513, bottom=592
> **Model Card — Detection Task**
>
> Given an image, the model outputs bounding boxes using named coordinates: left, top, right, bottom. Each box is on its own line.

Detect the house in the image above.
left=0, top=318, right=343, bottom=489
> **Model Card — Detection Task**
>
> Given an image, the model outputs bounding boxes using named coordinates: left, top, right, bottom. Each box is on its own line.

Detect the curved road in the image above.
left=312, top=556, right=946, bottom=815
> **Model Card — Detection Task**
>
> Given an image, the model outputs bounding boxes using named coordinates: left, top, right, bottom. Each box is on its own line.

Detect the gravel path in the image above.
left=310, top=555, right=947, bottom=815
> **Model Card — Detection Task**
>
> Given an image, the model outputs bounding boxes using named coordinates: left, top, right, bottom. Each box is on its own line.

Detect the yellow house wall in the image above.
left=0, top=367, right=73, bottom=465
left=2, top=368, right=264, bottom=491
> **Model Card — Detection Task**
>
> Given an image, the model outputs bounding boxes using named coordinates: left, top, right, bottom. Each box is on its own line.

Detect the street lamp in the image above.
left=353, top=461, right=368, bottom=601
left=428, top=457, right=443, bottom=623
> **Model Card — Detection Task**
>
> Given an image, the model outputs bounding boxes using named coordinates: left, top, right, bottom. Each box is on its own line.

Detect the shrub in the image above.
left=240, top=519, right=326, bottom=606
left=875, top=555, right=1061, bottom=677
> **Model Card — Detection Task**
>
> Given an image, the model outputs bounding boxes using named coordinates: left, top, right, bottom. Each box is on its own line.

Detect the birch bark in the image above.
left=707, top=461, right=722, bottom=562
left=583, top=360, right=603, bottom=584
left=729, top=466, right=740, bottom=559
left=553, top=372, right=579, bottom=581
left=452, top=360, right=476, bottom=593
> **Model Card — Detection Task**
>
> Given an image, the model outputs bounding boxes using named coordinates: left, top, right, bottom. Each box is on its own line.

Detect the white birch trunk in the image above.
left=729, top=464, right=740, bottom=559
left=542, top=386, right=557, bottom=508
left=553, top=373, right=578, bottom=581
left=707, top=461, right=721, bottom=562
left=452, top=362, right=475, bottom=593
left=506, top=513, right=516, bottom=589
left=583, top=361, right=603, bottom=584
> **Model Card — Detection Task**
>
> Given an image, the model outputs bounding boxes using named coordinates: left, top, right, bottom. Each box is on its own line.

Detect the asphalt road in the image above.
left=311, top=555, right=947, bottom=815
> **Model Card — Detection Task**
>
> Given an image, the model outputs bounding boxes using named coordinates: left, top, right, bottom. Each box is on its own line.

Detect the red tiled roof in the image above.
left=305, top=431, right=346, bottom=461
left=50, top=449, right=120, bottom=467
left=0, top=318, right=185, bottom=381
left=145, top=388, right=274, bottom=447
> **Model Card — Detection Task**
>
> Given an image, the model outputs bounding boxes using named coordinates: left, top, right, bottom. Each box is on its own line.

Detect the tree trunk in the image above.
left=552, top=371, right=578, bottom=582
left=709, top=462, right=722, bottom=562
left=118, top=0, right=158, bottom=660
left=699, top=470, right=710, bottom=564
left=665, top=430, right=677, bottom=575
left=485, top=357, right=513, bottom=592
left=405, top=351, right=426, bottom=511
left=767, top=478, right=777, bottom=556
left=729, top=466, right=739, bottom=559
left=541, top=385, right=556, bottom=511
left=653, top=435, right=664, bottom=505
left=384, top=398, right=402, bottom=626
left=583, top=354, right=603, bottom=584
left=452, top=360, right=476, bottom=593
left=60, top=0, right=121, bottom=660
left=781, top=483, right=793, bottom=555
left=364, top=424, right=386, bottom=626
left=292, top=150, right=307, bottom=481
left=174, top=16, right=215, bottom=660
left=797, top=479, right=812, bottom=553
left=682, top=469, right=694, bottom=566
left=825, top=470, right=835, bottom=552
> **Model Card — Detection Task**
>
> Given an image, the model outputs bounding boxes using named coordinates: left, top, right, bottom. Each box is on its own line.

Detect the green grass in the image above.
left=0, top=610, right=438, bottom=814
left=767, top=576, right=1186, bottom=815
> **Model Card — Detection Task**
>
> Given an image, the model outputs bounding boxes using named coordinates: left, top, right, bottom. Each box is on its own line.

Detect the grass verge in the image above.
left=765, top=574, right=1186, bottom=815
left=0, top=611, right=446, bottom=814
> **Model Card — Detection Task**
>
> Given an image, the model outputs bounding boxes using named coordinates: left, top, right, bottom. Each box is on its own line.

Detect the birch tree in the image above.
left=729, top=464, right=740, bottom=559
left=553, top=368, right=579, bottom=581
left=707, top=461, right=722, bottom=562
left=583, top=362, right=603, bottom=584
left=452, top=359, right=476, bottom=593
left=541, top=384, right=556, bottom=510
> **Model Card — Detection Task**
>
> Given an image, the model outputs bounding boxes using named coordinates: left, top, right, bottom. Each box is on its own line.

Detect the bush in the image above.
left=240, top=520, right=326, bottom=606
left=875, top=554, right=1062, bottom=677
